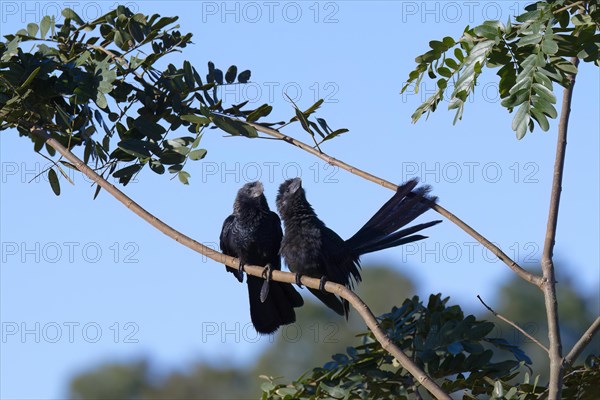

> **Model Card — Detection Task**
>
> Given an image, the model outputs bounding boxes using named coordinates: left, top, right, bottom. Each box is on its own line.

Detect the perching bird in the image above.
left=276, top=178, right=440, bottom=317
left=220, top=181, right=304, bottom=334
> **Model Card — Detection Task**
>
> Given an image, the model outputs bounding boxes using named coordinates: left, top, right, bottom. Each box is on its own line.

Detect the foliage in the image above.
left=261, top=294, right=533, bottom=399
left=0, top=6, right=345, bottom=195
left=401, top=0, right=599, bottom=139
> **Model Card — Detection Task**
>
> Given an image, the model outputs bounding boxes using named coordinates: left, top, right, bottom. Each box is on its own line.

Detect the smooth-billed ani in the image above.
left=276, top=178, right=440, bottom=317
left=220, top=181, right=304, bottom=334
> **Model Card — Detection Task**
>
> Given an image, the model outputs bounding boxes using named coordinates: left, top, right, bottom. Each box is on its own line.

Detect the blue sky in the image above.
left=1, top=1, right=599, bottom=398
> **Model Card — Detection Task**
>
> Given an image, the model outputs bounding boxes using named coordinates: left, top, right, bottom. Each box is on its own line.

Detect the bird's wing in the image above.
left=220, top=214, right=243, bottom=282
left=264, top=211, right=283, bottom=269
left=220, top=214, right=236, bottom=255
left=319, top=226, right=360, bottom=288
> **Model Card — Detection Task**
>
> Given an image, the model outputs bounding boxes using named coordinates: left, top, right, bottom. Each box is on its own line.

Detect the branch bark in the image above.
left=30, top=127, right=451, bottom=400
left=564, top=316, right=600, bottom=366
left=541, top=57, right=579, bottom=399
left=242, top=120, right=542, bottom=287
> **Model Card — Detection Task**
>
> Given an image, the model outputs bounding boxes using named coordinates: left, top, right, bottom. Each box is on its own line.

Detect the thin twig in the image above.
left=477, top=295, right=549, bottom=353
left=30, top=127, right=451, bottom=400
left=564, top=316, right=600, bottom=365
left=541, top=57, right=580, bottom=400
left=241, top=120, right=542, bottom=287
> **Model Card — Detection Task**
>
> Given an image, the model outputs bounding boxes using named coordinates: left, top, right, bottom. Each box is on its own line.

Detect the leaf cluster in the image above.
left=0, top=6, right=348, bottom=195
left=261, top=294, right=534, bottom=399
left=402, top=0, right=599, bottom=139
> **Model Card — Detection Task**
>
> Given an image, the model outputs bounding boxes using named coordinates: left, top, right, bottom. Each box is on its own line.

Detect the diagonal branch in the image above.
left=564, top=316, right=600, bottom=366
left=541, top=57, right=579, bottom=399
left=30, top=127, right=451, bottom=400
left=477, top=295, right=549, bottom=353
left=242, top=120, right=542, bottom=287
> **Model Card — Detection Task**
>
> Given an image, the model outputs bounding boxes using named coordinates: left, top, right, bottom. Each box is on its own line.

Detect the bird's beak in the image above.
left=289, top=178, right=302, bottom=194
left=251, top=181, right=264, bottom=197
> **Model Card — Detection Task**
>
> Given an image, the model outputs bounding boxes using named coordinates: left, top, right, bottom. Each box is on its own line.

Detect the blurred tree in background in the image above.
left=68, top=265, right=598, bottom=399
left=69, top=266, right=414, bottom=399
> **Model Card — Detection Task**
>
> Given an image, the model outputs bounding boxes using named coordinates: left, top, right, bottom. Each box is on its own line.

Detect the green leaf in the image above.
left=62, top=8, right=85, bottom=25
left=168, top=164, right=183, bottom=173
left=212, top=116, right=258, bottom=138
left=189, top=149, right=207, bottom=160
left=237, top=70, right=251, bottom=83
left=27, top=23, right=39, bottom=37
left=321, top=128, right=349, bottom=143
left=531, top=108, right=550, bottom=131
left=93, top=184, right=102, bottom=200
left=275, top=387, right=297, bottom=396
left=113, top=164, right=142, bottom=178
left=532, top=96, right=557, bottom=118
left=95, top=92, right=108, bottom=109
left=46, top=143, right=56, bottom=157
left=118, top=140, right=151, bottom=158
left=512, top=102, right=531, bottom=140
left=505, top=386, right=518, bottom=399
left=492, top=381, right=504, bottom=397
left=48, top=168, right=60, bottom=196
left=454, top=48, right=464, bottom=62
left=542, top=27, right=558, bottom=55
left=133, top=117, right=166, bottom=141
left=442, top=36, right=455, bottom=47
left=183, top=61, right=195, bottom=87
left=518, top=33, right=542, bottom=47
left=438, top=67, right=452, bottom=78
left=532, top=83, right=556, bottom=104
left=246, top=104, right=273, bottom=122
left=40, top=16, right=52, bottom=39
left=553, top=58, right=578, bottom=75
left=128, top=21, right=145, bottom=43
left=303, top=99, right=324, bottom=116
left=445, top=58, right=459, bottom=69
left=429, top=40, right=446, bottom=51
left=225, top=65, right=237, bottom=84
left=178, top=171, right=190, bottom=185
left=149, top=160, right=165, bottom=175
left=181, top=114, right=210, bottom=125
left=533, top=71, right=552, bottom=89
left=19, top=67, right=41, bottom=90
left=473, top=24, right=498, bottom=40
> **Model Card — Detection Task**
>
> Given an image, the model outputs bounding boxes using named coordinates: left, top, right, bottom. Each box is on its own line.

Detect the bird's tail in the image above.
left=247, top=276, right=304, bottom=335
left=346, top=179, right=441, bottom=256
left=308, top=288, right=349, bottom=318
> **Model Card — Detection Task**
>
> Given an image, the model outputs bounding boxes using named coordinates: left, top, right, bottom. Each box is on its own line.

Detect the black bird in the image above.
left=276, top=178, right=440, bottom=317
left=220, top=181, right=304, bottom=334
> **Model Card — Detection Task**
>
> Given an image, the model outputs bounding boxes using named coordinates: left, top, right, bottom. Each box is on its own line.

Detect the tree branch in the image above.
left=477, top=295, right=549, bottom=353
left=242, top=120, right=542, bottom=287
left=30, top=127, right=451, bottom=400
left=564, top=316, right=600, bottom=366
left=541, top=57, right=579, bottom=399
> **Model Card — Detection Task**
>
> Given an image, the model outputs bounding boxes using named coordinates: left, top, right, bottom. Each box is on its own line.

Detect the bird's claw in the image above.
left=319, top=276, right=328, bottom=292
left=234, top=259, right=245, bottom=282
left=295, top=273, right=303, bottom=288
left=260, top=264, right=272, bottom=303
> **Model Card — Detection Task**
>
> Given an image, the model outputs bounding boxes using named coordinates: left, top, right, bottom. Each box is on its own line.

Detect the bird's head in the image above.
left=239, top=181, right=264, bottom=198
left=234, top=181, right=267, bottom=212
left=276, top=177, right=303, bottom=214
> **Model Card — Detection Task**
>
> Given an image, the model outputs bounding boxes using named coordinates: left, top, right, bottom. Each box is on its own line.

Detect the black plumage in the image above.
left=276, top=178, right=441, bottom=317
left=220, top=181, right=303, bottom=334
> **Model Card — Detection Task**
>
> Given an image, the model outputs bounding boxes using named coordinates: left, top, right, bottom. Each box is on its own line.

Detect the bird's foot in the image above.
left=260, top=264, right=273, bottom=303
left=295, top=273, right=303, bottom=288
left=319, top=275, right=327, bottom=292
left=319, top=276, right=328, bottom=292
left=234, top=259, right=245, bottom=282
